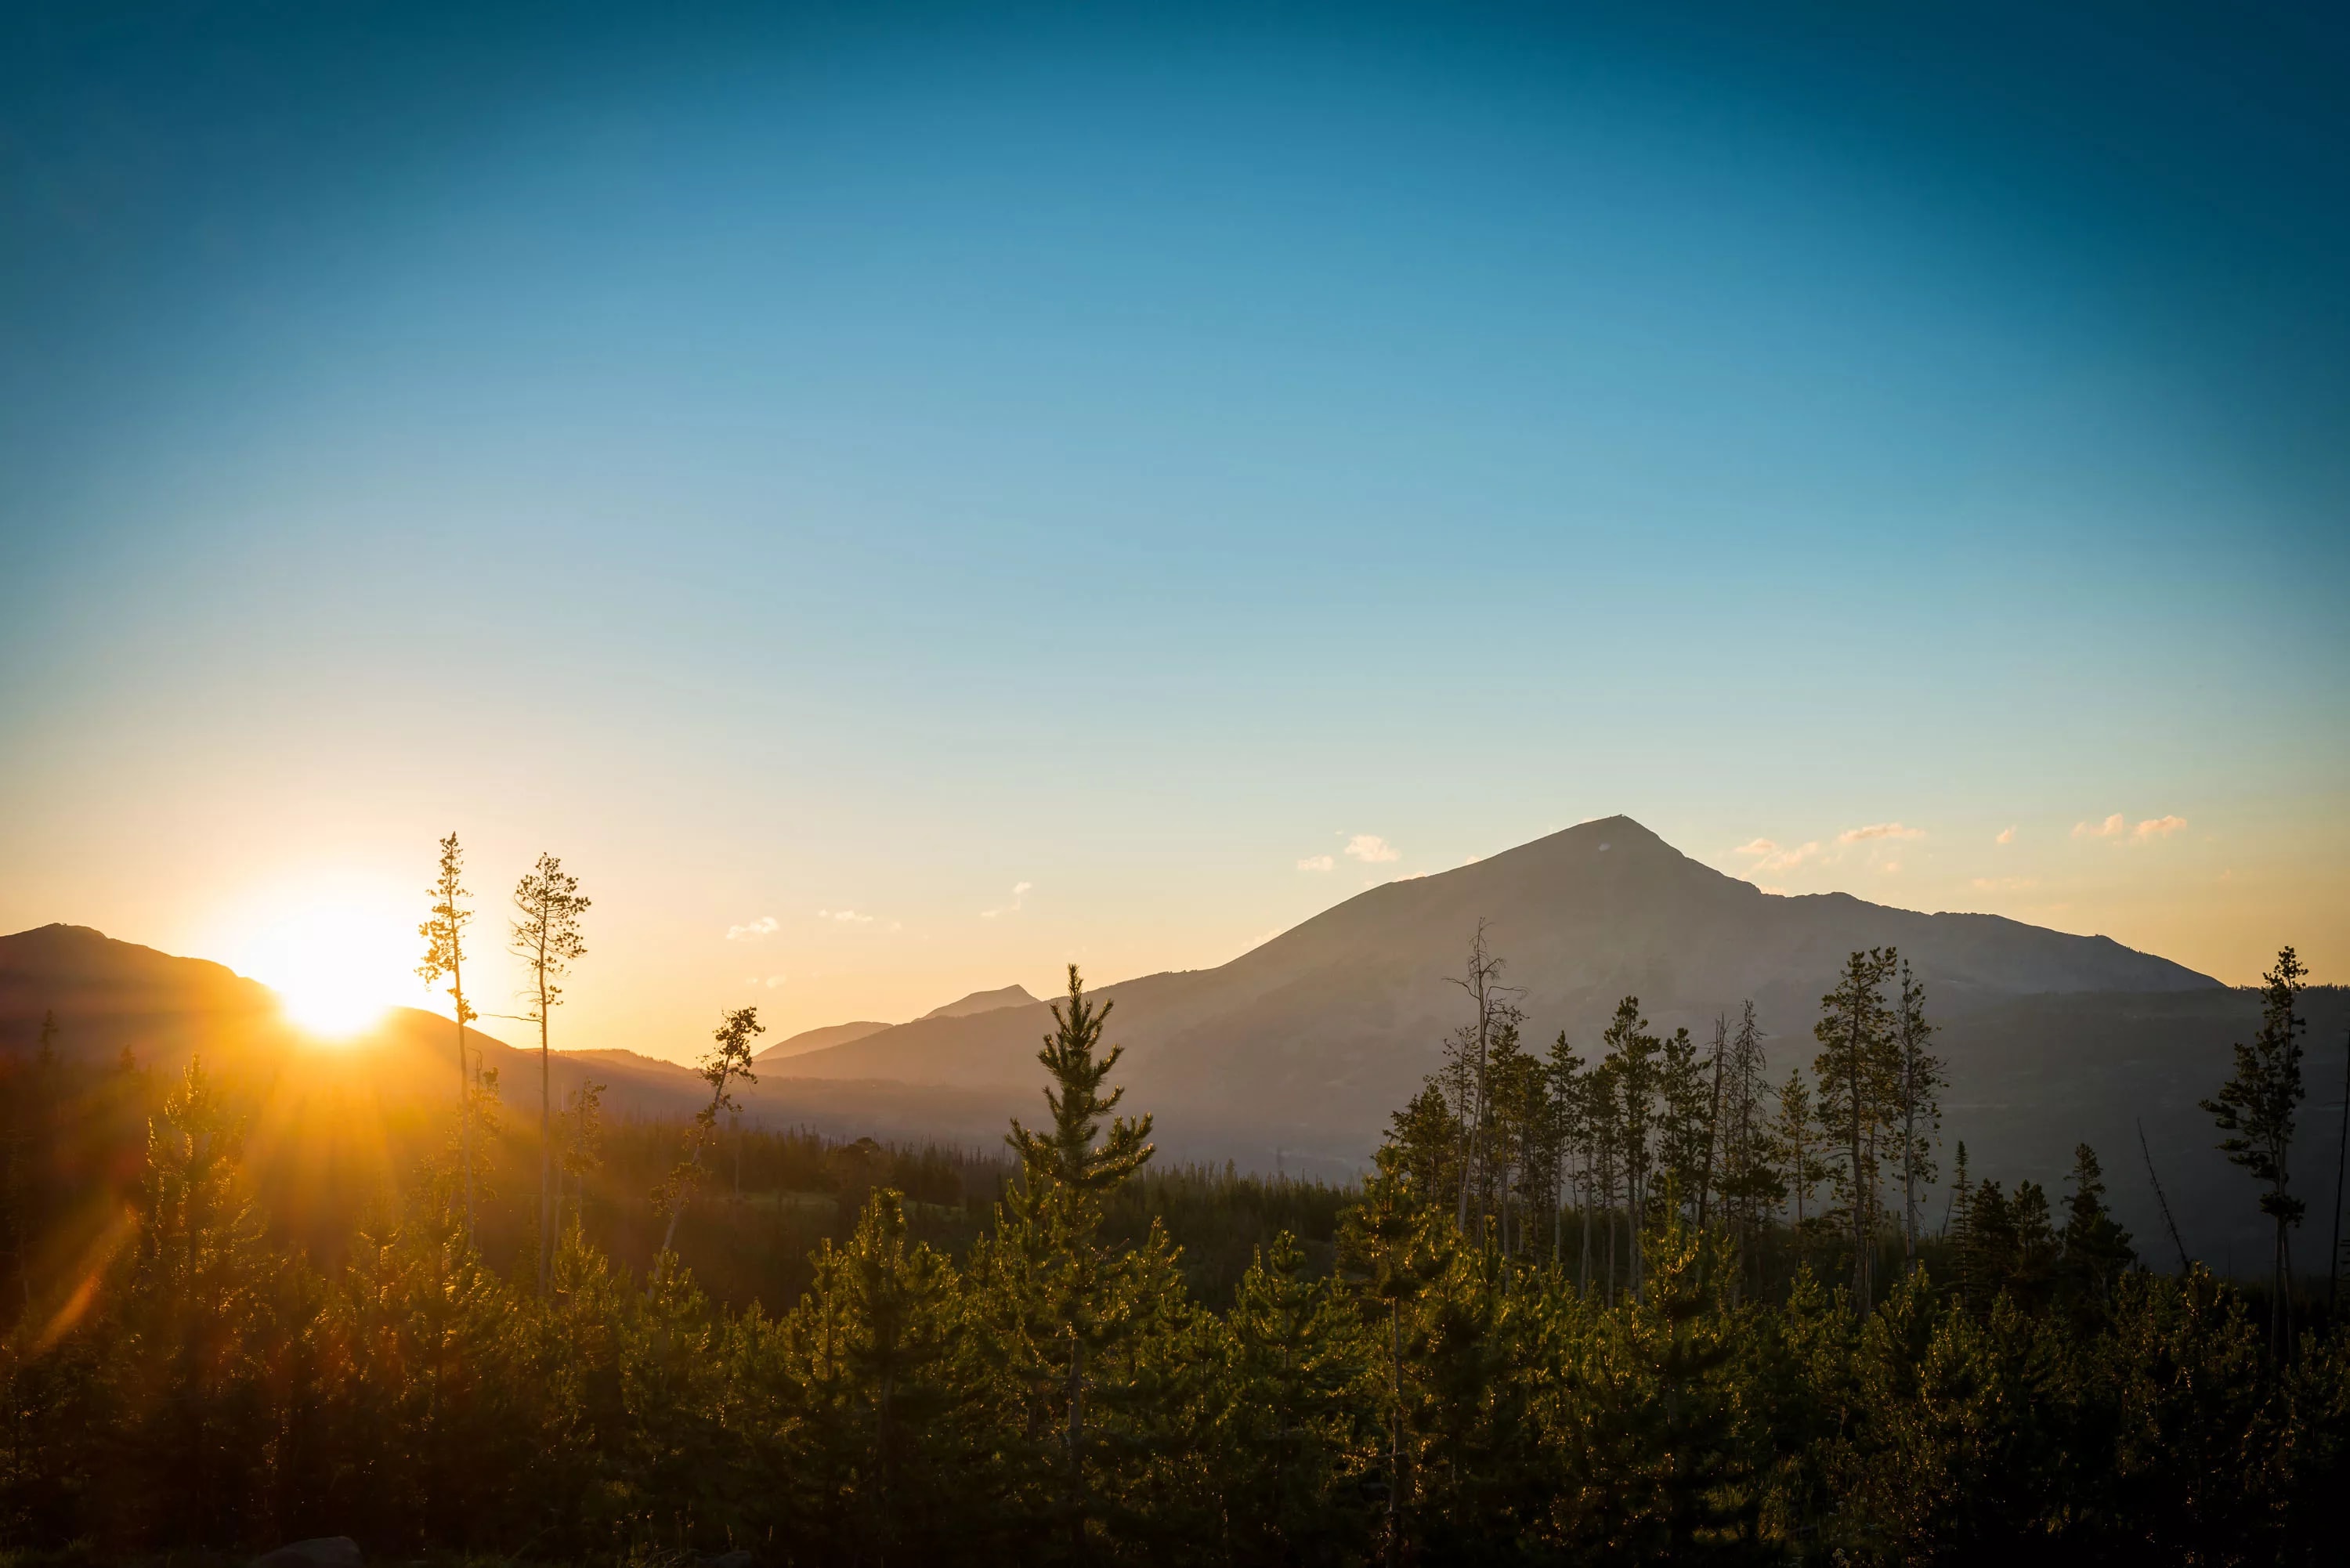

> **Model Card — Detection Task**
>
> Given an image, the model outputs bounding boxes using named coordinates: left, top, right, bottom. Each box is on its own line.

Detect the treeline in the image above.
left=5, top=948, right=2350, bottom=1562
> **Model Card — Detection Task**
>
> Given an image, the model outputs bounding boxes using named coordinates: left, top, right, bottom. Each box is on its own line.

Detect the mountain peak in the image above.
left=921, top=983, right=1040, bottom=1021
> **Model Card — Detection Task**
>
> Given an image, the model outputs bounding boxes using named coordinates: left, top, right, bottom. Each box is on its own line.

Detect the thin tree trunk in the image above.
left=454, top=959, right=472, bottom=1244
left=538, top=959, right=552, bottom=1294
left=1578, top=1169, right=1592, bottom=1295
left=2331, top=1026, right=2349, bottom=1317
left=1698, top=1017, right=1726, bottom=1230
left=1847, top=1015, right=1867, bottom=1317
left=1386, top=1299, right=1401, bottom=1568
left=1068, top=1327, right=1085, bottom=1557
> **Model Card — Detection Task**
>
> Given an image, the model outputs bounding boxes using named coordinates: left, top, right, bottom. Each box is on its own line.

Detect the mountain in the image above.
left=923, top=983, right=1039, bottom=1021
left=758, top=817, right=2345, bottom=1259
left=776, top=816, right=2215, bottom=1132
left=754, top=1019, right=891, bottom=1063
left=0, top=924, right=1018, bottom=1144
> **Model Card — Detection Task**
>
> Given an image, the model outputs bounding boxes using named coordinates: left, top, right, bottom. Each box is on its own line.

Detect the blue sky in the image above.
left=3, top=2, right=2344, bottom=1053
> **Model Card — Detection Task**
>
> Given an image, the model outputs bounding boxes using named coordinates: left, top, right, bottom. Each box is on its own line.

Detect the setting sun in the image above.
left=216, top=894, right=414, bottom=1039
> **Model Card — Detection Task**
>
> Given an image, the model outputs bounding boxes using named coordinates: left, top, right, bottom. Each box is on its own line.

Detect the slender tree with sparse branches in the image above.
left=512, top=852, right=590, bottom=1293
left=653, top=1006, right=763, bottom=1280
left=415, top=833, right=479, bottom=1242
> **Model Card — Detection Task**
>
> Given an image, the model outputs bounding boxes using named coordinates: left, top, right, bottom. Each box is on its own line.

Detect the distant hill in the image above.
left=922, top=984, right=1039, bottom=1021
left=0, top=924, right=1014, bottom=1142
left=753, top=1020, right=891, bottom=1064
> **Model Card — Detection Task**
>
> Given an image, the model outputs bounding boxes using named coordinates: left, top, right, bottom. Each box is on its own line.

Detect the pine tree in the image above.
left=1004, top=964, right=1155, bottom=1551
left=653, top=1006, right=764, bottom=1274
left=1770, top=1068, right=1827, bottom=1286
left=2057, top=1143, right=2135, bottom=1317
left=1387, top=1081, right=1464, bottom=1202
left=1544, top=1031, right=1586, bottom=1269
left=415, top=833, right=479, bottom=1241
left=1891, top=959, right=1944, bottom=1276
left=511, top=852, right=590, bottom=1294
left=1812, top=948, right=1896, bottom=1316
left=2200, top=945, right=2309, bottom=1355
left=1600, top=997, right=1662, bottom=1301
left=1658, top=1025, right=1712, bottom=1226
left=552, top=1076, right=606, bottom=1245
left=1714, top=1003, right=1780, bottom=1296
left=1340, top=1147, right=1448, bottom=1568
left=1695, top=1013, right=1730, bottom=1230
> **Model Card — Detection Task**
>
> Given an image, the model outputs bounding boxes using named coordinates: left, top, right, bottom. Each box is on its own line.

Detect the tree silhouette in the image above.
left=415, top=833, right=479, bottom=1241
left=510, top=851, right=590, bottom=1293
left=2201, top=945, right=2309, bottom=1355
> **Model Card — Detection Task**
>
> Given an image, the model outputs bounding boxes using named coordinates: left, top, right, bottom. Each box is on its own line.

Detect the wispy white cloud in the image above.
left=1995, top=826, right=2016, bottom=845
left=1878, top=861, right=1902, bottom=874
left=818, top=909, right=895, bottom=930
left=1737, top=840, right=1822, bottom=874
left=726, top=915, right=779, bottom=941
left=1296, top=854, right=1335, bottom=872
left=980, top=880, right=1035, bottom=919
left=2073, top=812, right=2186, bottom=844
left=764, top=974, right=787, bottom=988
left=1343, top=833, right=1400, bottom=864
left=1838, top=822, right=1924, bottom=844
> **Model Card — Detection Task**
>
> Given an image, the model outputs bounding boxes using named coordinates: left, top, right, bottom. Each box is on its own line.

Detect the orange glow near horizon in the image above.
left=212, top=887, right=418, bottom=1041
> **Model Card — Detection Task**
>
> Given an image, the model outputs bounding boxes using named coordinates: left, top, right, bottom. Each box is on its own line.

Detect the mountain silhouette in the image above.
left=776, top=815, right=2214, bottom=1129
left=5, top=818, right=2339, bottom=1265
left=754, top=1020, right=891, bottom=1063
left=922, top=983, right=1039, bottom=1020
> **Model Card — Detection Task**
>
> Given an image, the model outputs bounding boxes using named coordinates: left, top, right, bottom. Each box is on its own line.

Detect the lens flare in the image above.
left=223, top=897, right=409, bottom=1039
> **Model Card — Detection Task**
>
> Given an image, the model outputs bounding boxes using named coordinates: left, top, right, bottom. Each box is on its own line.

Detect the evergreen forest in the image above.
left=4, top=928, right=2349, bottom=1566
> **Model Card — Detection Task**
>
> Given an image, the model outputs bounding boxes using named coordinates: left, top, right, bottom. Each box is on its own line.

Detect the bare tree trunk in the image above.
left=2333, top=1027, right=2350, bottom=1317
left=538, top=964, right=552, bottom=1295
left=454, top=962, right=472, bottom=1244
left=1386, top=1299, right=1401, bottom=1568
left=1067, top=1327, right=1086, bottom=1559
left=1698, top=1015, right=1726, bottom=1230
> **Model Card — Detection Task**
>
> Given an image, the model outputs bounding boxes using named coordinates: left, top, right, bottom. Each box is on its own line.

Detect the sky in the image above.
left=2, top=1, right=2345, bottom=1060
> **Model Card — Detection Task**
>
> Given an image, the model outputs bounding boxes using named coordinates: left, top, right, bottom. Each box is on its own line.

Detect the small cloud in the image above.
left=980, top=880, right=1035, bottom=919
left=2132, top=815, right=2187, bottom=841
left=1462, top=854, right=1483, bottom=866
left=2073, top=814, right=2128, bottom=840
left=1733, top=839, right=1778, bottom=858
left=1838, top=822, right=1924, bottom=844
left=764, top=974, right=787, bottom=988
left=1995, top=826, right=2016, bottom=845
left=1749, top=840, right=1822, bottom=874
left=817, top=909, right=876, bottom=926
left=726, top=915, right=779, bottom=941
left=1878, top=861, right=1902, bottom=874
left=1296, top=854, right=1335, bottom=872
left=1343, top=834, right=1400, bottom=864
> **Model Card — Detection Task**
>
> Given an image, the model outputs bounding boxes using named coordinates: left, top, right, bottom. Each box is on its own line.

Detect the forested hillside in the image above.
left=4, top=951, right=2349, bottom=1564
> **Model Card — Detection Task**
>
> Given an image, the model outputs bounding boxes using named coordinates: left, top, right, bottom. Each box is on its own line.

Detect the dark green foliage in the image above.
left=2203, top=947, right=2311, bottom=1353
